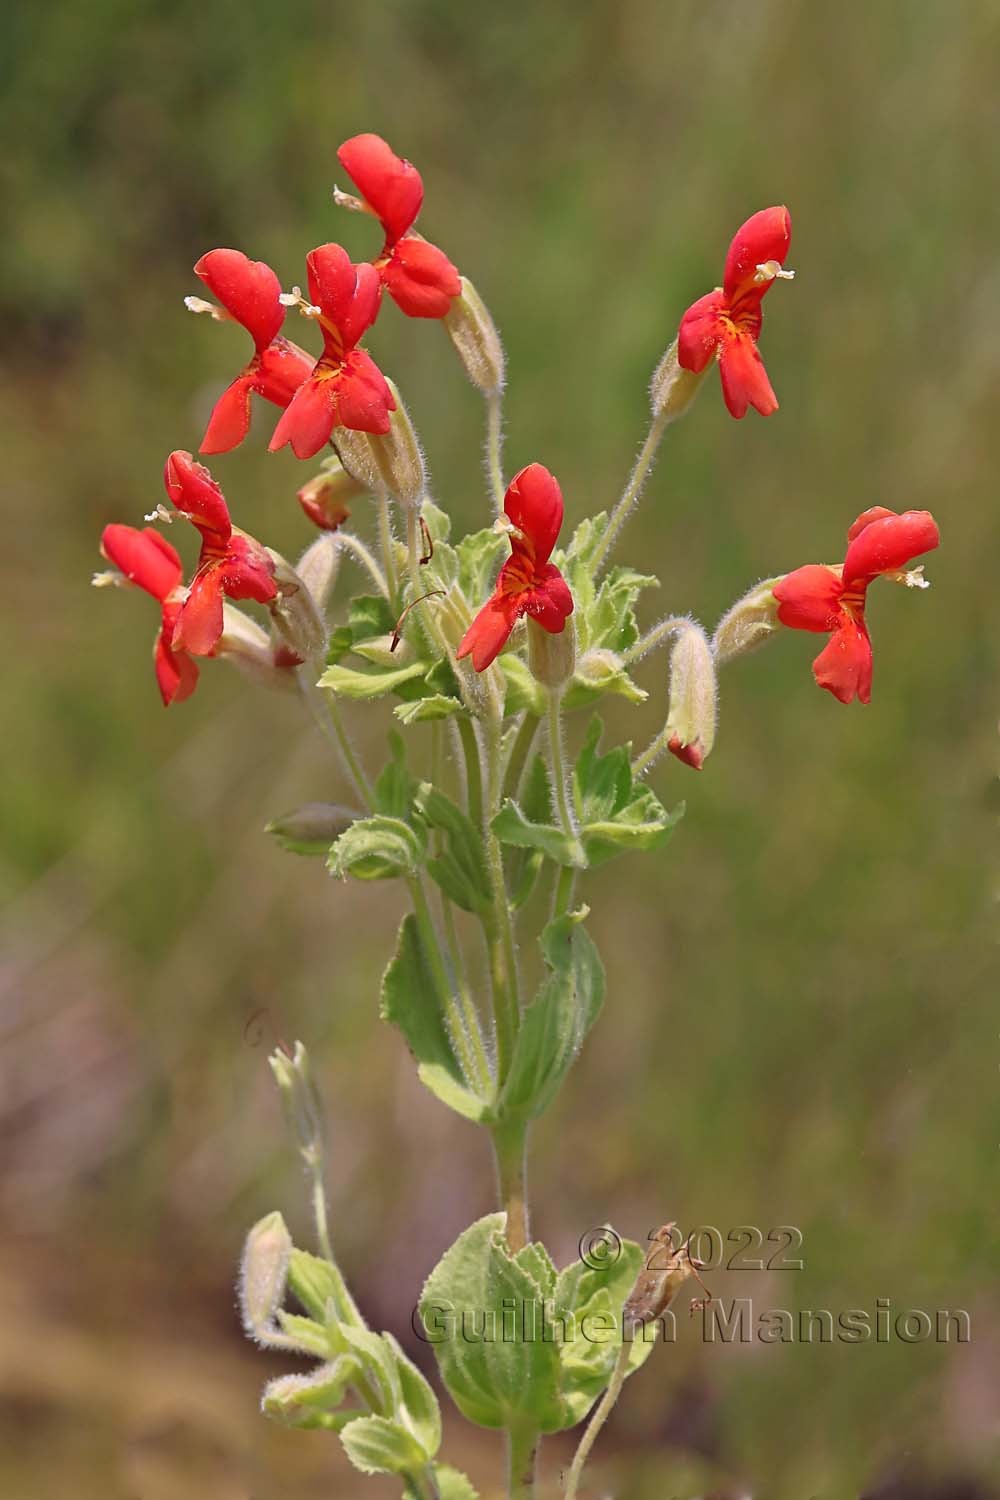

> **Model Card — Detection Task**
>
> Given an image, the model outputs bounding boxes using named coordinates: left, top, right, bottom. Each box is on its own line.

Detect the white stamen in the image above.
left=753, top=260, right=795, bottom=284
left=144, top=504, right=174, bottom=524
left=332, top=185, right=369, bottom=215
left=184, top=295, right=231, bottom=321
left=888, top=566, right=930, bottom=590
left=91, top=569, right=123, bottom=589
left=280, top=286, right=321, bottom=318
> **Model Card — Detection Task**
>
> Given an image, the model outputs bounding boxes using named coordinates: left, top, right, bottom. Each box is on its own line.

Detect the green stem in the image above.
left=622, top=612, right=688, bottom=666
left=484, top=706, right=520, bottom=1082
left=377, top=491, right=400, bottom=607
left=457, top=715, right=485, bottom=828
left=408, top=875, right=481, bottom=1090
left=546, top=689, right=579, bottom=838
left=552, top=864, right=576, bottom=919
left=506, top=1421, right=540, bottom=1500
left=503, top=711, right=541, bottom=801
left=298, top=673, right=373, bottom=810
left=491, top=1118, right=530, bottom=1252
left=485, top=390, right=505, bottom=513
left=591, top=407, right=670, bottom=576
left=337, top=531, right=389, bottom=597
left=563, top=1341, right=631, bottom=1500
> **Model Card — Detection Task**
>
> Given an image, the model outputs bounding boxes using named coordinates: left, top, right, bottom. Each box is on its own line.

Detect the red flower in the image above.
left=100, top=524, right=200, bottom=706
left=164, top=451, right=278, bottom=656
left=269, top=244, right=396, bottom=460
left=457, top=464, right=574, bottom=672
left=192, top=249, right=315, bottom=454
left=773, top=507, right=940, bottom=704
left=337, top=134, right=462, bottom=319
left=677, top=207, right=792, bottom=419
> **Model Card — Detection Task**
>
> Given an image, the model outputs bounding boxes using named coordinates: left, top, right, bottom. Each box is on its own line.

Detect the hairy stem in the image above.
left=546, top=689, right=579, bottom=839
left=408, top=875, right=483, bottom=1089
left=491, top=1118, right=530, bottom=1252
left=486, top=390, right=505, bottom=513
left=377, top=491, right=400, bottom=607
left=503, top=711, right=541, bottom=802
left=484, top=705, right=521, bottom=1082
left=506, top=1421, right=540, bottom=1500
left=337, top=531, right=389, bottom=597
left=591, top=407, right=670, bottom=576
left=622, top=612, right=689, bottom=666
left=297, top=672, right=373, bottom=810
left=563, top=1340, right=631, bottom=1500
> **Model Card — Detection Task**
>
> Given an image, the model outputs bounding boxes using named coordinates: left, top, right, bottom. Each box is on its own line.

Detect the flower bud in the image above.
left=295, top=533, right=341, bottom=618
left=649, top=338, right=710, bottom=422
left=267, top=551, right=328, bottom=663
left=332, top=428, right=383, bottom=494
left=527, top=617, right=576, bottom=689
left=270, top=1041, right=325, bottom=1161
left=298, top=459, right=365, bottom=531
left=266, top=803, right=357, bottom=855
left=712, top=578, right=781, bottom=665
left=262, top=1358, right=358, bottom=1429
left=664, top=620, right=717, bottom=770
left=370, top=381, right=427, bottom=506
left=218, top=605, right=298, bottom=693
left=444, top=276, right=505, bottom=395
left=239, top=1210, right=292, bottom=1343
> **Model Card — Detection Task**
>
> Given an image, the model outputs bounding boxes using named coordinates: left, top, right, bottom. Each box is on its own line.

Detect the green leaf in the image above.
left=385, top=1330, right=442, bottom=1458
left=394, top=693, right=465, bottom=725
left=515, top=1241, right=557, bottom=1299
left=575, top=717, right=683, bottom=868
left=421, top=497, right=452, bottom=544
left=492, top=800, right=586, bottom=869
left=287, top=1247, right=362, bottom=1328
left=341, top=1414, right=430, bottom=1475
left=584, top=566, right=658, bottom=655
left=563, top=650, right=648, bottom=710
left=432, top=1464, right=480, bottom=1499
left=419, top=1213, right=562, bottom=1430
left=320, top=658, right=430, bottom=700
left=262, top=1356, right=359, bottom=1429
left=328, top=815, right=425, bottom=880
left=381, top=916, right=491, bottom=1122
left=456, top=526, right=508, bottom=602
left=551, top=1234, right=658, bottom=1425
left=499, top=654, right=546, bottom=717
left=374, top=733, right=417, bottom=819
left=276, top=1310, right=337, bottom=1359
left=498, top=912, right=605, bottom=1122
left=414, top=782, right=491, bottom=915
left=507, top=755, right=551, bottom=909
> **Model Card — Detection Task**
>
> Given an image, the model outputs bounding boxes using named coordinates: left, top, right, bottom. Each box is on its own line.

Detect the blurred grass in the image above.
left=1, top=0, right=998, bottom=1495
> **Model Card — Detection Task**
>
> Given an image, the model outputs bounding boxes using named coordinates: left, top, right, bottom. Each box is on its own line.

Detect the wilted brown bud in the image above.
left=444, top=276, right=505, bottom=396
left=267, top=551, right=328, bottom=663
left=266, top=803, right=357, bottom=855
left=297, top=458, right=364, bottom=531
left=649, top=338, right=710, bottom=421
left=623, top=1223, right=710, bottom=1327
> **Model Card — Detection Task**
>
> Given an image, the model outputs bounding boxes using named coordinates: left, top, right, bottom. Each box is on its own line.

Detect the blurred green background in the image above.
left=2, top=0, right=998, bottom=1496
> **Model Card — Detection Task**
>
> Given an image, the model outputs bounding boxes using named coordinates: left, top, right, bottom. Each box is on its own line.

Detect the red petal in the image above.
left=101, top=524, right=183, bottom=602
left=718, top=331, right=778, bottom=418
left=383, top=237, right=461, bottom=318
left=668, top=733, right=704, bottom=770
left=677, top=290, right=726, bottom=373
left=306, top=246, right=382, bottom=353
left=456, top=590, right=520, bottom=672
left=219, top=533, right=277, bottom=604
left=846, top=506, right=898, bottom=542
left=200, top=371, right=255, bottom=454
left=173, top=569, right=225, bottom=656
left=523, top=565, right=574, bottom=631
left=156, top=608, right=200, bottom=706
left=723, top=207, right=792, bottom=303
left=337, top=134, right=424, bottom=243
left=269, top=376, right=337, bottom=459
left=333, top=350, right=394, bottom=434
left=255, top=338, right=315, bottom=407
left=811, top=618, right=873, bottom=704
left=164, top=451, right=232, bottom=541
left=504, top=464, right=564, bottom=568
left=194, top=249, right=284, bottom=350
left=774, top=565, right=844, bottom=633
left=842, top=510, right=940, bottom=588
